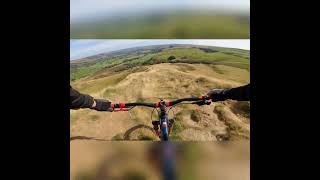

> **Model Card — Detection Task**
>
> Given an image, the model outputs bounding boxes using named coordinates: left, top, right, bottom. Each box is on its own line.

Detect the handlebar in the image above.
left=112, top=102, right=156, bottom=108
left=111, top=96, right=211, bottom=111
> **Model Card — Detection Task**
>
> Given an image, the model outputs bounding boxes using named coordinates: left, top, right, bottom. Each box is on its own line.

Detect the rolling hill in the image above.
left=71, top=11, right=250, bottom=39
left=70, top=44, right=250, bottom=141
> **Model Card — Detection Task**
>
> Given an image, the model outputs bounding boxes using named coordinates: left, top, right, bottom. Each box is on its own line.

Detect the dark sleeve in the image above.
left=70, top=86, right=94, bottom=109
left=219, top=84, right=250, bottom=101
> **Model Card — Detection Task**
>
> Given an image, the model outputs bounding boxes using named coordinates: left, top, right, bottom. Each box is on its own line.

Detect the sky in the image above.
left=71, top=0, right=250, bottom=22
left=70, top=39, right=250, bottom=60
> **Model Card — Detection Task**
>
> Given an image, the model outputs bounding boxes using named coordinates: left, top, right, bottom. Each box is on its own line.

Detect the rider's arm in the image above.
left=70, top=86, right=112, bottom=111
left=70, top=86, right=95, bottom=109
left=207, top=84, right=250, bottom=101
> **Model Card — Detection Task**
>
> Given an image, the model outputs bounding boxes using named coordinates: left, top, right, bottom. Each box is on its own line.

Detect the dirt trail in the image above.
left=70, top=63, right=250, bottom=141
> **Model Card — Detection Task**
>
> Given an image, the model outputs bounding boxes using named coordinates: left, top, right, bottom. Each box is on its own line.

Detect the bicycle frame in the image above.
left=158, top=100, right=169, bottom=141
left=111, top=96, right=211, bottom=141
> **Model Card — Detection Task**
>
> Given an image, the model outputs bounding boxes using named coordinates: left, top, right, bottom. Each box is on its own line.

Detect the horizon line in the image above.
left=70, top=43, right=250, bottom=61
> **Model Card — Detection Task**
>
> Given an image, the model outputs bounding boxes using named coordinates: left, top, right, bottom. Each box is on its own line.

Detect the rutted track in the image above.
left=70, top=63, right=250, bottom=141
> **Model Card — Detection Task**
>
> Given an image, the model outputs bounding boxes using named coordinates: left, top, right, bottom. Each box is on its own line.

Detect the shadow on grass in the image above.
left=70, top=124, right=157, bottom=142
left=123, top=124, right=156, bottom=141
left=70, top=136, right=112, bottom=142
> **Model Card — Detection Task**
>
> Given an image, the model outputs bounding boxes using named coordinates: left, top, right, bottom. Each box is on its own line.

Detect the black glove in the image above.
left=91, top=99, right=113, bottom=111
left=207, top=84, right=250, bottom=102
left=207, top=89, right=227, bottom=102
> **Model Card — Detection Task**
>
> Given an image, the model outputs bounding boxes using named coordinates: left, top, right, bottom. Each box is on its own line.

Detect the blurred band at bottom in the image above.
left=70, top=141, right=249, bottom=180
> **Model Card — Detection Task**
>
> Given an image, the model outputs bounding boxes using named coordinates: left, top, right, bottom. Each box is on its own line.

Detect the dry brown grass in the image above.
left=70, top=63, right=250, bottom=141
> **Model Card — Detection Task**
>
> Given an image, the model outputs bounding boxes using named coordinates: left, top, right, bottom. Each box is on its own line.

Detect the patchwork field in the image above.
left=70, top=44, right=250, bottom=141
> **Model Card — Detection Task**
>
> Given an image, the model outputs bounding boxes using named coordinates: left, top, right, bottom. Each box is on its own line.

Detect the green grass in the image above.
left=70, top=45, right=250, bottom=81
left=70, top=44, right=250, bottom=143
left=172, top=119, right=184, bottom=134
left=70, top=66, right=100, bottom=81
left=167, top=110, right=188, bottom=140
left=71, top=11, right=249, bottom=39
left=211, top=65, right=225, bottom=74
left=172, top=109, right=190, bottom=132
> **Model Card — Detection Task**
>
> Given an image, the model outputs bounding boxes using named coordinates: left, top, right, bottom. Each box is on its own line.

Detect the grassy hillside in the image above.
left=71, top=11, right=249, bottom=39
left=70, top=45, right=250, bottom=141
left=70, top=44, right=249, bottom=81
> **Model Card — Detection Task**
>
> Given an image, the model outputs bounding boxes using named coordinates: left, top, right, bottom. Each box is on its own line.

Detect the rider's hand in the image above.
left=207, top=89, right=227, bottom=102
left=91, top=99, right=113, bottom=112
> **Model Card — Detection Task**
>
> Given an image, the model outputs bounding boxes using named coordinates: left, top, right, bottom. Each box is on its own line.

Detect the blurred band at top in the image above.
left=70, top=0, right=250, bottom=39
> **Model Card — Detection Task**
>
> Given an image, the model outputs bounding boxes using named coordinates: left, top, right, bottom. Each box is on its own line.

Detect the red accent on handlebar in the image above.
left=119, top=103, right=125, bottom=108
left=155, top=101, right=170, bottom=107
left=165, top=101, right=170, bottom=107
left=111, top=103, right=127, bottom=111
left=111, top=96, right=211, bottom=111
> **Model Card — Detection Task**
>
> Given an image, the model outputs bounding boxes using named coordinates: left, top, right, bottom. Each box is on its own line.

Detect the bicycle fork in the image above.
left=152, top=119, right=175, bottom=139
